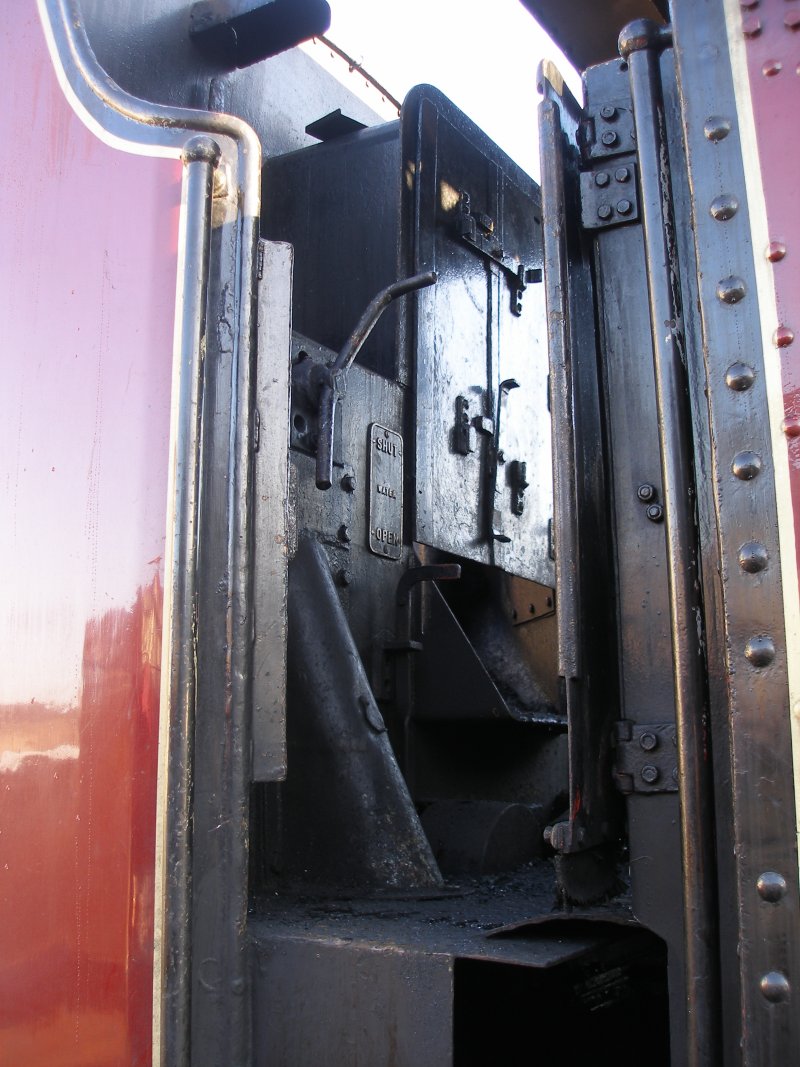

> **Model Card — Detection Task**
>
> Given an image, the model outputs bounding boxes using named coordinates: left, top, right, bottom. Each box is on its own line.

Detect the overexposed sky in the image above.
left=319, top=0, right=582, bottom=178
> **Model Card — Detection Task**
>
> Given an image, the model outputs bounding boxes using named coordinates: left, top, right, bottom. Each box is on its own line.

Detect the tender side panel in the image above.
left=0, top=7, right=180, bottom=1064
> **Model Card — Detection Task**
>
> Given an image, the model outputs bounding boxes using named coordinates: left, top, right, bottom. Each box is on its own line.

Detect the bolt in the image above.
left=615, top=167, right=630, bottom=183
left=640, top=731, right=658, bottom=752
left=600, top=105, right=617, bottom=120
left=725, top=362, right=756, bottom=391
left=595, top=170, right=610, bottom=187
left=641, top=765, right=660, bottom=785
left=757, top=871, right=788, bottom=903
left=732, top=450, right=762, bottom=480
left=637, top=483, right=656, bottom=502
left=617, top=199, right=632, bottom=216
left=337, top=523, right=351, bottom=543
left=646, top=503, right=664, bottom=523
left=601, top=130, right=619, bottom=147
left=597, top=204, right=613, bottom=221
left=341, top=473, right=356, bottom=492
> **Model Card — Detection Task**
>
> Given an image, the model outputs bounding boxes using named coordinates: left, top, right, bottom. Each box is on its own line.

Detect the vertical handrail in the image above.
left=162, top=134, right=218, bottom=1067
left=620, top=20, right=720, bottom=1064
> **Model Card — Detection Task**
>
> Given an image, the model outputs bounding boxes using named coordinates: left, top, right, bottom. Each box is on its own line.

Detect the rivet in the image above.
left=786, top=9, right=800, bottom=31
left=726, top=362, right=756, bottom=391
left=717, top=276, right=746, bottom=303
left=732, top=449, right=762, bottom=479
left=617, top=199, right=633, bottom=216
left=710, top=194, right=739, bottom=220
left=595, top=171, right=610, bottom=187
left=738, top=541, right=769, bottom=572
left=615, top=167, right=630, bottom=182
left=641, top=765, right=660, bottom=784
left=704, top=116, right=732, bottom=141
left=601, top=130, right=619, bottom=147
left=760, top=972, right=790, bottom=1003
left=782, top=417, right=800, bottom=438
left=766, top=240, right=787, bottom=261
left=757, top=871, right=788, bottom=902
left=598, top=204, right=613, bottom=220
left=743, top=15, right=763, bottom=36
left=640, top=732, right=658, bottom=751
left=646, top=503, right=664, bottom=523
left=763, top=58, right=783, bottom=76
left=637, top=483, right=656, bottom=502
left=745, top=635, right=776, bottom=667
left=774, top=325, right=795, bottom=347
left=600, top=105, right=618, bottom=120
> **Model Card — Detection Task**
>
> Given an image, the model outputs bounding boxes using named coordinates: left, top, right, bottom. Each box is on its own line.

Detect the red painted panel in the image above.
left=0, top=7, right=181, bottom=1065
left=739, top=0, right=800, bottom=572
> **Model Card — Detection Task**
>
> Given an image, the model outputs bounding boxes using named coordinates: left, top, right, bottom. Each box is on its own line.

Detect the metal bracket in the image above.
left=457, top=191, right=541, bottom=315
left=580, top=161, right=640, bottom=230
left=581, top=104, right=637, bottom=161
left=612, top=720, right=678, bottom=794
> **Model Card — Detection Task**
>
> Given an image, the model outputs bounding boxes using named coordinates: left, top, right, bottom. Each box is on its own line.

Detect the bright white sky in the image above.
left=321, top=0, right=582, bottom=179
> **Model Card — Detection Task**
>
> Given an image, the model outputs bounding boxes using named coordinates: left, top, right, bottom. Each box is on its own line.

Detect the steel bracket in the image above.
left=457, top=191, right=541, bottom=315
left=612, top=720, right=678, bottom=794
left=580, top=160, right=640, bottom=231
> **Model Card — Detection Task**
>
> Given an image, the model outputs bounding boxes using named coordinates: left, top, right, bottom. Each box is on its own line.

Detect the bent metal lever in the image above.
left=315, top=271, right=438, bottom=490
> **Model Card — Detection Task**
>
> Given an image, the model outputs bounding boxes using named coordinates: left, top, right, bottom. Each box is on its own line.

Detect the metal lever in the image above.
left=315, top=271, right=437, bottom=489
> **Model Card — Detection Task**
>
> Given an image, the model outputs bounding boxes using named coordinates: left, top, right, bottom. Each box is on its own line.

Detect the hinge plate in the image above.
left=580, top=160, right=640, bottom=231
left=613, top=720, right=678, bottom=794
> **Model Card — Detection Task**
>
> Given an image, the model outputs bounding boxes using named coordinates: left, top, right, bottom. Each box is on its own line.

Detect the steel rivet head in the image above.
left=766, top=240, right=787, bottom=261
left=786, top=10, right=800, bottom=30
left=726, top=362, right=756, bottom=391
left=743, top=15, right=763, bottom=36
left=745, top=635, right=776, bottom=667
left=732, top=450, right=762, bottom=479
left=704, top=116, right=732, bottom=141
left=774, top=325, right=795, bottom=347
left=760, top=972, right=790, bottom=1003
left=595, top=171, right=611, bottom=187
left=739, top=541, right=769, bottom=572
left=763, top=59, right=783, bottom=76
left=710, top=194, right=739, bottom=220
left=782, top=417, right=800, bottom=438
left=757, top=871, right=788, bottom=902
left=717, top=276, right=746, bottom=303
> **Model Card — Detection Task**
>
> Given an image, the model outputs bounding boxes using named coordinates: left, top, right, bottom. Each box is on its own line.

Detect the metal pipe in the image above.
left=162, top=135, right=219, bottom=1067
left=620, top=20, right=720, bottom=1064
left=315, top=270, right=437, bottom=490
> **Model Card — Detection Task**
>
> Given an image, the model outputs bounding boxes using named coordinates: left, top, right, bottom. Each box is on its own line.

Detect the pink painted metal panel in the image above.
left=0, top=6, right=181, bottom=1064
left=739, top=0, right=800, bottom=567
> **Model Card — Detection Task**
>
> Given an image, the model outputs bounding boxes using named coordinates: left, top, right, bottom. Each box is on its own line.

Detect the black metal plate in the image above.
left=368, top=422, right=403, bottom=559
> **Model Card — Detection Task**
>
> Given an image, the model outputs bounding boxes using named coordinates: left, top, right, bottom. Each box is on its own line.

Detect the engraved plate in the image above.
left=368, top=423, right=403, bottom=559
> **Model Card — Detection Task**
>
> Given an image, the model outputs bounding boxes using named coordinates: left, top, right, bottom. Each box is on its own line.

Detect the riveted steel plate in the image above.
left=368, top=423, right=403, bottom=559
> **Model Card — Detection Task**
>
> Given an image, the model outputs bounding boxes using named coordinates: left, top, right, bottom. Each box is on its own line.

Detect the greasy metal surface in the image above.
left=401, top=85, right=553, bottom=585
left=623, top=25, right=720, bottom=1064
left=252, top=241, right=293, bottom=782
left=189, top=0, right=331, bottom=68
left=265, top=536, right=442, bottom=889
left=519, top=0, right=668, bottom=70
left=0, top=6, right=180, bottom=1063
left=671, top=0, right=800, bottom=1061
left=368, top=424, right=404, bottom=559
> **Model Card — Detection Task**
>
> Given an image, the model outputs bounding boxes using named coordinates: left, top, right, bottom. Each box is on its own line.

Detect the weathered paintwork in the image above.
left=0, top=6, right=181, bottom=1064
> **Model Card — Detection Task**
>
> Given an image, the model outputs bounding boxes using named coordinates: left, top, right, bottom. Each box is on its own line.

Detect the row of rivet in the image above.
left=707, top=30, right=790, bottom=1000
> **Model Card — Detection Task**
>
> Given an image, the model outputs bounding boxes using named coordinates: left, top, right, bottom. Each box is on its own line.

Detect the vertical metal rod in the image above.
left=620, top=21, right=719, bottom=1064
left=162, top=135, right=218, bottom=1067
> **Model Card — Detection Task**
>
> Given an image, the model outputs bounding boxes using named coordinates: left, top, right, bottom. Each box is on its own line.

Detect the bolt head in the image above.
left=646, top=503, right=664, bottom=523
left=600, top=105, right=617, bottom=120
left=601, top=130, right=619, bottom=147
left=640, top=731, right=658, bottom=752
left=595, top=170, right=610, bottom=188
left=597, top=204, right=613, bottom=221
left=617, top=199, right=632, bottom=216
left=641, top=765, right=660, bottom=784
left=615, top=167, right=630, bottom=183
left=637, top=483, right=656, bottom=502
